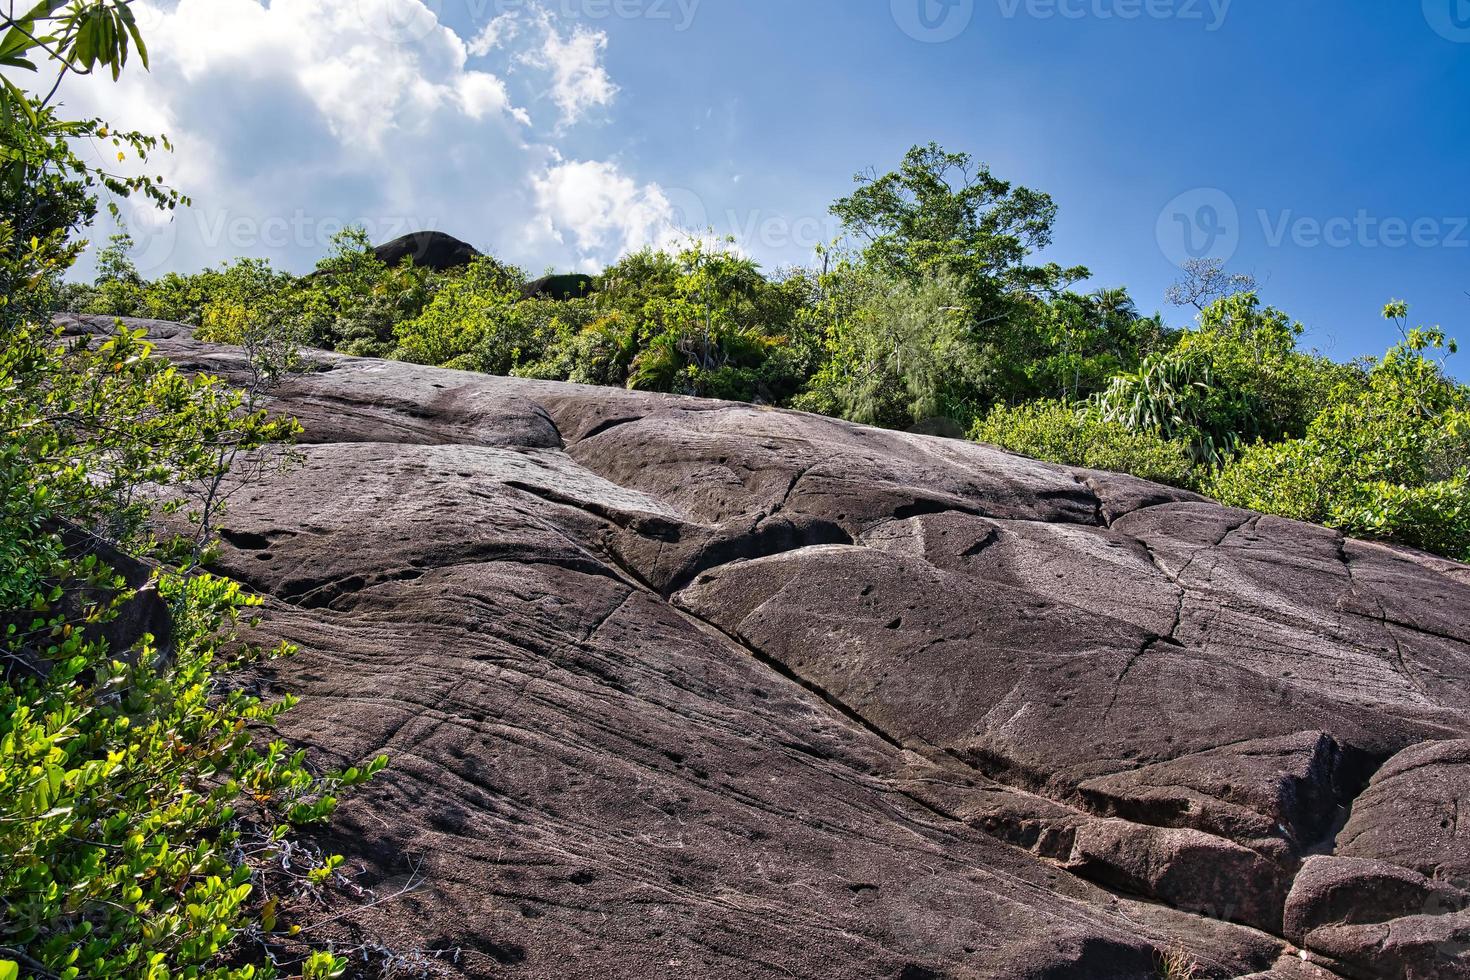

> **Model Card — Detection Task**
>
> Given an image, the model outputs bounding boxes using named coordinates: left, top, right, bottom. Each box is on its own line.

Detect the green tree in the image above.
left=193, top=259, right=300, bottom=342
left=625, top=241, right=791, bottom=398
left=831, top=142, right=1086, bottom=302
left=1093, top=294, right=1355, bottom=466
left=828, top=143, right=1090, bottom=408
left=1027, top=287, right=1171, bottom=402
left=1, top=2, right=183, bottom=339
left=516, top=242, right=806, bottom=400
left=1212, top=302, right=1470, bottom=559
left=794, top=263, right=985, bottom=427
left=78, top=232, right=146, bottom=316
left=512, top=303, right=628, bottom=386
left=295, top=227, right=434, bottom=356
left=1178, top=292, right=1355, bottom=442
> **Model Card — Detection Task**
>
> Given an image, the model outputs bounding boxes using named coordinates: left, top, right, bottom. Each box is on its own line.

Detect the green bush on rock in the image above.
left=0, top=321, right=387, bottom=980
left=1211, top=303, right=1470, bottom=560
left=971, top=399, right=1199, bottom=489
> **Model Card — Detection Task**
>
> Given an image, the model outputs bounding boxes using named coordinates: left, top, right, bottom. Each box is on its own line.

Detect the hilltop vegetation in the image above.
left=70, top=147, right=1470, bottom=561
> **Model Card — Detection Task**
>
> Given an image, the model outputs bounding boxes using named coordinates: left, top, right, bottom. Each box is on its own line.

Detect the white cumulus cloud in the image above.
left=528, top=159, right=680, bottom=261
left=47, top=0, right=666, bottom=278
left=143, top=0, right=524, bottom=149
left=521, top=14, right=618, bottom=126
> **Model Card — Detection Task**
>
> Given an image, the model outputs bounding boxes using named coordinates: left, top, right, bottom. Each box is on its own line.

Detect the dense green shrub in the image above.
left=1, top=321, right=388, bottom=979
left=616, top=242, right=808, bottom=400
left=2, top=7, right=391, bottom=976
left=795, top=266, right=987, bottom=427
left=1, top=566, right=385, bottom=980
left=1091, top=295, right=1365, bottom=468
left=68, top=253, right=298, bottom=334
left=1023, top=288, right=1174, bottom=403
left=1093, top=347, right=1257, bottom=467
left=500, top=243, right=812, bottom=400
left=54, top=128, right=1470, bottom=561
left=189, top=261, right=300, bottom=342
left=971, top=399, right=1198, bottom=489
left=393, top=256, right=527, bottom=371
left=1211, top=304, right=1470, bottom=559
left=75, top=228, right=443, bottom=362
left=1179, top=293, right=1359, bottom=442
left=536, top=305, right=610, bottom=384
left=294, top=229, right=436, bottom=357
left=71, top=234, right=148, bottom=318
left=508, top=301, right=613, bottom=384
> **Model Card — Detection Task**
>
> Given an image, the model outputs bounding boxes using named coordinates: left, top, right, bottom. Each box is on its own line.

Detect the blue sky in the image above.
left=63, top=0, right=1470, bottom=373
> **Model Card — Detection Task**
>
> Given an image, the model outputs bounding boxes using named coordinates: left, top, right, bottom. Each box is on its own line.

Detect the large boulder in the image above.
left=82, top=318, right=1470, bottom=979
left=520, top=272, right=596, bottom=301
left=373, top=230, right=481, bottom=271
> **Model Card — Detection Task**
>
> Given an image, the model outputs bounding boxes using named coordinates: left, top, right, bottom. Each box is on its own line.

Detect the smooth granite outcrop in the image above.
left=59, top=314, right=1470, bottom=979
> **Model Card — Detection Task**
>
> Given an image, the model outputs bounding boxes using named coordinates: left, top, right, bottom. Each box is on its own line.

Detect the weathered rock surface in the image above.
left=60, top=315, right=1470, bottom=978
